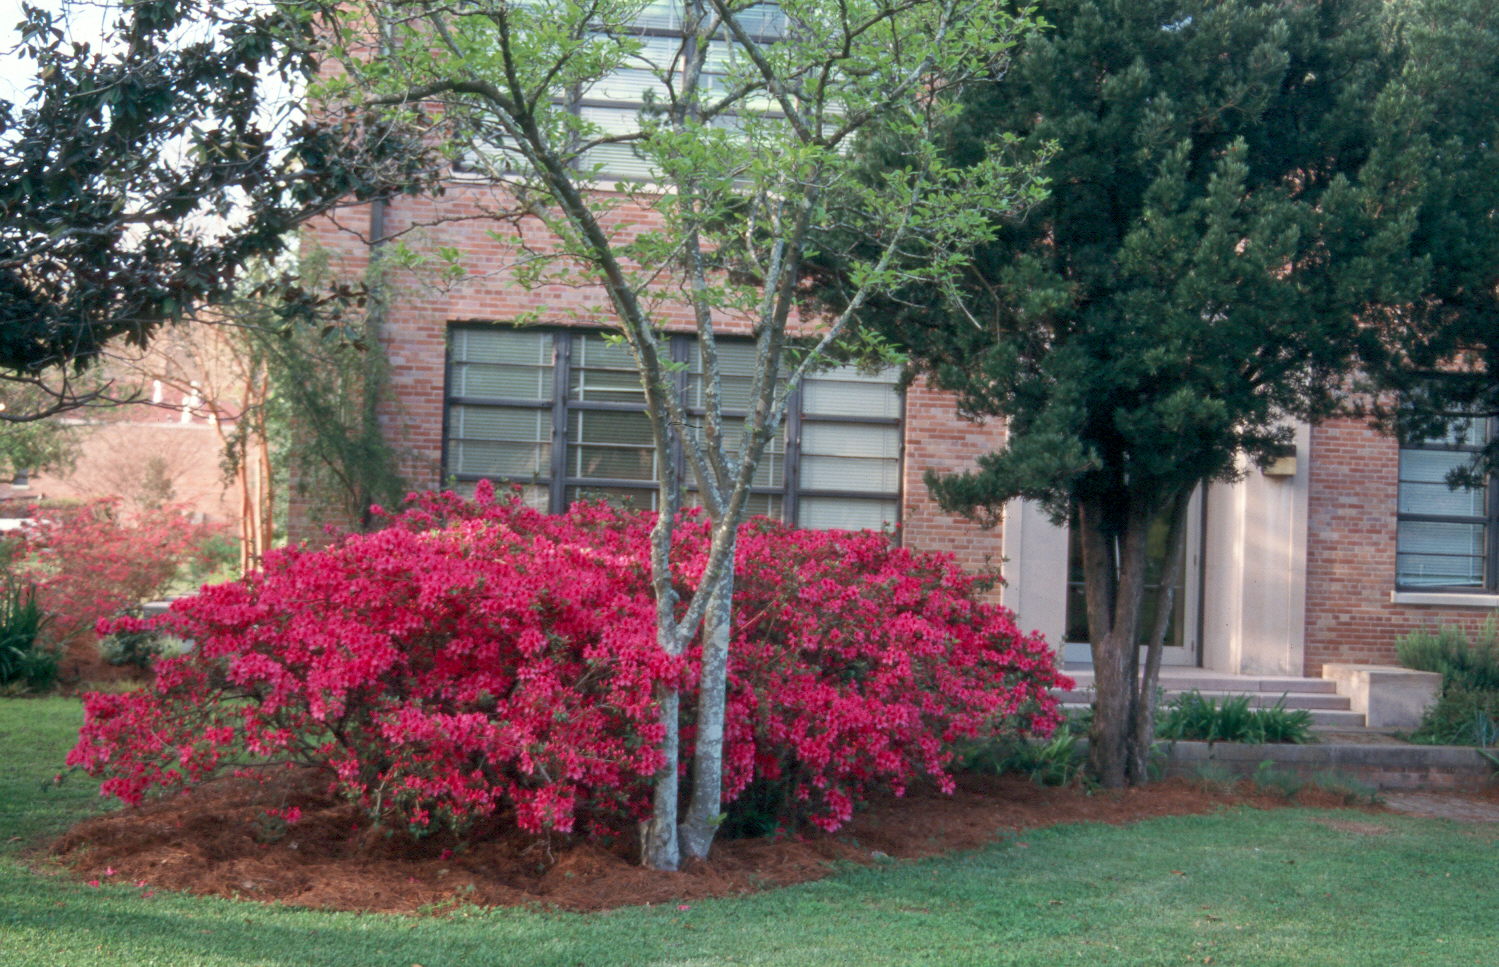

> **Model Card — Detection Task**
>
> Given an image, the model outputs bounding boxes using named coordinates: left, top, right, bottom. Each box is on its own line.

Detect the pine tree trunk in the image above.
left=1127, top=490, right=1192, bottom=783
left=1081, top=498, right=1152, bottom=787
left=256, top=417, right=274, bottom=565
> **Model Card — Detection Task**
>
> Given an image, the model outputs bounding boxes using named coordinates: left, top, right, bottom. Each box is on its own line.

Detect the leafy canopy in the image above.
left=847, top=0, right=1455, bottom=529
left=0, top=0, right=432, bottom=419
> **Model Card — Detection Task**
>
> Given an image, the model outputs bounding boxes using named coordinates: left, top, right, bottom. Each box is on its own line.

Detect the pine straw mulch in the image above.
left=44, top=767, right=1408, bottom=914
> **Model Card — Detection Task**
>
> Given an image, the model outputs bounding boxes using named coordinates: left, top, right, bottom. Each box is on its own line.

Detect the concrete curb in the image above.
left=1156, top=740, right=1497, bottom=792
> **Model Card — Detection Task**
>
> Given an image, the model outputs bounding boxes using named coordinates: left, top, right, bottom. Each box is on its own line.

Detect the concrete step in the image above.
left=1059, top=702, right=1366, bottom=729
left=1059, top=687, right=1352, bottom=711
left=1062, top=669, right=1340, bottom=694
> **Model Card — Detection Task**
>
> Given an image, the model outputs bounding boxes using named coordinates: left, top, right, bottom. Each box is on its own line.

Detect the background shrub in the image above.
left=1396, top=615, right=1499, bottom=692
left=12, top=499, right=228, bottom=648
left=69, top=485, right=1069, bottom=841
left=1397, top=616, right=1499, bottom=747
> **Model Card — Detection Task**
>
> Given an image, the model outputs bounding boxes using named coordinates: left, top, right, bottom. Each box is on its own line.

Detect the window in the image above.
left=1396, top=417, right=1498, bottom=589
left=445, top=325, right=903, bottom=529
left=460, top=2, right=787, bottom=181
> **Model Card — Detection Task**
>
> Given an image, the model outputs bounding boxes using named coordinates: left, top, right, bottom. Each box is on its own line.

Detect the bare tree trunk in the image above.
left=1127, top=489, right=1192, bottom=783
left=641, top=686, right=681, bottom=870
left=1082, top=497, right=1151, bottom=788
left=680, top=535, right=735, bottom=862
left=256, top=415, right=274, bottom=564
left=237, top=452, right=254, bottom=575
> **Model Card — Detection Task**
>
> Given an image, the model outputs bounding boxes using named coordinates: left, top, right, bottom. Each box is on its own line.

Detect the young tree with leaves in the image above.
left=832, top=0, right=1496, bottom=786
left=313, top=0, right=1046, bottom=868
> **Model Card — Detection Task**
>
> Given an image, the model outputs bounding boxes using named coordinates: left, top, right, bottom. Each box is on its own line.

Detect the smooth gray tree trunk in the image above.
left=679, top=549, right=735, bottom=861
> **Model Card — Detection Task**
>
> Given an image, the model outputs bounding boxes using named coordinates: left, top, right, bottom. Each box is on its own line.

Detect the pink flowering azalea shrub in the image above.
left=14, top=499, right=226, bottom=645
left=69, top=482, right=1070, bottom=841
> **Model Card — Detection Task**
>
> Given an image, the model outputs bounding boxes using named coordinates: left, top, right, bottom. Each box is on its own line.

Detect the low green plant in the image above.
left=0, top=575, right=57, bottom=693
left=1156, top=691, right=1313, bottom=744
left=959, top=719, right=1089, bottom=788
left=1251, top=760, right=1306, bottom=800
left=1407, top=686, right=1499, bottom=747
left=96, top=615, right=188, bottom=673
left=1190, top=760, right=1240, bottom=795
left=1311, top=770, right=1380, bottom=806
left=1252, top=700, right=1316, bottom=744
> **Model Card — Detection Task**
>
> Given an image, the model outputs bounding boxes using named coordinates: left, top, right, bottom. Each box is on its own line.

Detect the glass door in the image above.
left=1061, top=490, right=1202, bottom=666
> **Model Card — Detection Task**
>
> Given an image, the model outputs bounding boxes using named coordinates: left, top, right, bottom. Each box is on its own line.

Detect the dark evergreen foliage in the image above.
left=828, top=0, right=1499, bottom=785
left=0, top=0, right=436, bottom=419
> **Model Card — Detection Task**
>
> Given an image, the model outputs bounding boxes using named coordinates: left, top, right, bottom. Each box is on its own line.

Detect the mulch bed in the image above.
left=48, top=769, right=1388, bottom=914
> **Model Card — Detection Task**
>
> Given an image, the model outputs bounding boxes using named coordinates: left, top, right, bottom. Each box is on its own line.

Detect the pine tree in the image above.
left=847, top=0, right=1497, bottom=785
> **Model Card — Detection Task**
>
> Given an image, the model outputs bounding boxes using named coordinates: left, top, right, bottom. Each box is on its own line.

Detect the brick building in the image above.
left=305, top=182, right=1499, bottom=681
left=299, top=1, right=1496, bottom=680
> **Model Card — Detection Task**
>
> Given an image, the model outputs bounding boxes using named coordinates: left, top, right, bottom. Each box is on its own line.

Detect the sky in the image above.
left=0, top=0, right=109, bottom=103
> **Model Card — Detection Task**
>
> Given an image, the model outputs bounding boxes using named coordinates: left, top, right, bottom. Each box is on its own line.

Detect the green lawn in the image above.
left=2, top=697, right=1495, bottom=967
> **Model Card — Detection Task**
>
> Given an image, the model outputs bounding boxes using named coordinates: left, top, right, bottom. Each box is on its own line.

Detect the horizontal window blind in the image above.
left=1395, top=416, right=1496, bottom=589
left=445, top=325, right=902, bottom=531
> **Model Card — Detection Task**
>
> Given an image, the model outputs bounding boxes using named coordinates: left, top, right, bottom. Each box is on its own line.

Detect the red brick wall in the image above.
left=3, top=420, right=239, bottom=525
left=900, top=382, right=1006, bottom=582
left=298, top=190, right=1007, bottom=578
left=1303, top=416, right=1495, bottom=674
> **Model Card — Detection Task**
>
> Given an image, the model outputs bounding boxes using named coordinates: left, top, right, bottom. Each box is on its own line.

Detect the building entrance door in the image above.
left=1060, top=490, right=1202, bottom=666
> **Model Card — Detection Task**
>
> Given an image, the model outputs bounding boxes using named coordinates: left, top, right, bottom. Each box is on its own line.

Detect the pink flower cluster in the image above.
left=69, top=483, right=1069, bottom=840
left=13, top=499, right=224, bottom=644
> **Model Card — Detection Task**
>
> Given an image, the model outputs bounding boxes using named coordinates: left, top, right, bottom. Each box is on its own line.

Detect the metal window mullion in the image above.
left=796, top=488, right=902, bottom=500
left=894, top=384, right=907, bottom=545
left=448, top=395, right=555, bottom=409
left=440, top=328, right=457, bottom=487
left=550, top=333, right=571, bottom=512
left=1400, top=512, right=1489, bottom=526
left=784, top=384, right=802, bottom=525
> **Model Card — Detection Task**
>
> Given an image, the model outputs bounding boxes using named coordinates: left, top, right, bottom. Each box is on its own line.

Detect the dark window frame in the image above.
left=1395, top=416, right=1499, bottom=592
left=455, top=2, right=789, bottom=182
left=442, top=323, right=906, bottom=529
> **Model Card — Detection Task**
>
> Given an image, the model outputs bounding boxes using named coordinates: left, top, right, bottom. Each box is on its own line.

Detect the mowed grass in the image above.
left=2, top=697, right=1496, bottom=967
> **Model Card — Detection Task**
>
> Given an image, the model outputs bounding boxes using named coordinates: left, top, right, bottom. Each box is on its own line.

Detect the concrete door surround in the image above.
left=1002, top=422, right=1312, bottom=678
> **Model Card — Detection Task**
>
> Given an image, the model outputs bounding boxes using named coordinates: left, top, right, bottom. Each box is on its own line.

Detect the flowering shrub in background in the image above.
left=15, top=499, right=227, bottom=646
left=70, top=483, right=1070, bottom=841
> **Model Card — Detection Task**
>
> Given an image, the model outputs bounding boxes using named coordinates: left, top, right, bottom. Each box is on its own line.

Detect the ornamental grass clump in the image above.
left=69, top=483, right=1068, bottom=843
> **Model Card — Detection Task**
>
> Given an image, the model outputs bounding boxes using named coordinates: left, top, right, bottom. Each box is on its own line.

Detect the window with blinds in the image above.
left=459, top=2, right=788, bottom=181
left=1395, top=417, right=1497, bottom=589
left=445, top=325, right=902, bottom=530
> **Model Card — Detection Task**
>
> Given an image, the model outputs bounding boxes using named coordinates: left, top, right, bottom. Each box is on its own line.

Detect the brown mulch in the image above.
left=48, top=769, right=1390, bottom=914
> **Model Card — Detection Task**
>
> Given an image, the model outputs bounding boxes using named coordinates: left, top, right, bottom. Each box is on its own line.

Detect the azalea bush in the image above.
left=14, top=499, right=227, bottom=646
left=69, top=484, right=1068, bottom=841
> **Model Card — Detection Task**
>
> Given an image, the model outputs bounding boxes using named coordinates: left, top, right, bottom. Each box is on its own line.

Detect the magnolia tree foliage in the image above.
left=311, top=0, right=1047, bottom=868
left=825, top=0, right=1499, bottom=786
left=69, top=486, right=1069, bottom=842
left=0, top=0, right=432, bottom=420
